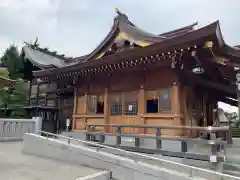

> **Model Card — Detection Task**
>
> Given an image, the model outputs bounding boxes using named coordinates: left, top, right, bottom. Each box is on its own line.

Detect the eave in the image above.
left=221, top=45, right=240, bottom=66
left=21, top=45, right=67, bottom=69
left=33, top=21, right=223, bottom=78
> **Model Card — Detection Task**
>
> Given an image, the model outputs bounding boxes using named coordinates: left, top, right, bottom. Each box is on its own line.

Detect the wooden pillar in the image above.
left=138, top=85, right=145, bottom=134
left=171, top=82, right=182, bottom=136
left=203, top=92, right=207, bottom=127
left=104, top=88, right=109, bottom=132
left=172, top=82, right=180, bottom=115
left=183, top=87, right=190, bottom=136
left=45, top=81, right=49, bottom=106
left=83, top=92, right=88, bottom=130
left=72, top=88, right=78, bottom=130
left=36, top=83, right=40, bottom=105
left=28, top=80, right=32, bottom=105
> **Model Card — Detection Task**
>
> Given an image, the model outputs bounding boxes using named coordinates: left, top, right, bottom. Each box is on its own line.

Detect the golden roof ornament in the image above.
left=114, top=8, right=119, bottom=13
left=204, top=41, right=214, bottom=48
left=114, top=8, right=123, bottom=16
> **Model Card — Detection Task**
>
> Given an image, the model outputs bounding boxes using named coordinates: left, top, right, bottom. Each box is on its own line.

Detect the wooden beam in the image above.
left=28, top=80, right=32, bottom=105
left=72, top=88, right=78, bottom=129
left=183, top=71, right=236, bottom=97
left=138, top=85, right=145, bottom=134
left=83, top=92, right=88, bottom=129
left=104, top=88, right=109, bottom=132
left=36, top=83, right=40, bottom=105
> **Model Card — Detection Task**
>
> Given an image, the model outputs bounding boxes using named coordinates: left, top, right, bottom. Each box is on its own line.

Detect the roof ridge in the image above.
left=25, top=42, right=71, bottom=60
left=159, top=22, right=198, bottom=37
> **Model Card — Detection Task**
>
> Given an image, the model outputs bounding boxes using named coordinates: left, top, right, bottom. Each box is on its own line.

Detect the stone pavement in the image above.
left=0, top=142, right=99, bottom=180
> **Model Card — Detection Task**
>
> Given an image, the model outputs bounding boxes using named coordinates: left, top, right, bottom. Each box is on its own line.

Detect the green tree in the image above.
left=0, top=68, right=9, bottom=78
left=0, top=45, right=28, bottom=118
left=1, top=45, right=24, bottom=80
left=225, top=112, right=239, bottom=128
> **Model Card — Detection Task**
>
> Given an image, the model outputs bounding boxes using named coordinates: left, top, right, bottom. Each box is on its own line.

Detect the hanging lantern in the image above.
left=192, top=66, right=204, bottom=74
left=191, top=51, right=196, bottom=57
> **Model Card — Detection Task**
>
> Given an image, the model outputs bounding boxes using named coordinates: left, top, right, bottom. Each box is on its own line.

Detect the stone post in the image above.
left=33, top=116, right=42, bottom=135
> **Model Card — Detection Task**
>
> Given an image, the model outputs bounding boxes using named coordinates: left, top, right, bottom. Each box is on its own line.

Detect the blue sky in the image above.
left=0, top=0, right=239, bottom=111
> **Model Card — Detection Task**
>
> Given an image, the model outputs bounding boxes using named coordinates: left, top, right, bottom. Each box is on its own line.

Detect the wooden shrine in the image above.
left=22, top=9, right=240, bottom=136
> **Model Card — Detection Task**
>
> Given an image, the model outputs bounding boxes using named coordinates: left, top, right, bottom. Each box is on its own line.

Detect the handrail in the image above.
left=86, top=124, right=230, bottom=132
left=85, top=131, right=227, bottom=145
left=0, top=118, right=34, bottom=123
left=37, top=130, right=240, bottom=180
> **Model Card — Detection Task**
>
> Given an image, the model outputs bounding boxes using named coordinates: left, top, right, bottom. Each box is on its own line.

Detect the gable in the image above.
left=96, top=31, right=152, bottom=59
left=91, top=9, right=197, bottom=60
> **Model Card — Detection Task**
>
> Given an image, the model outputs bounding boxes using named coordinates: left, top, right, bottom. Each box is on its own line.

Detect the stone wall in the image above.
left=0, top=117, right=42, bottom=141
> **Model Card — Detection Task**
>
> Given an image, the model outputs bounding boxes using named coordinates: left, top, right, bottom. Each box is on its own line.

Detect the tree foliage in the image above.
left=225, top=112, right=239, bottom=128
left=1, top=45, right=24, bottom=80
left=0, top=45, right=28, bottom=118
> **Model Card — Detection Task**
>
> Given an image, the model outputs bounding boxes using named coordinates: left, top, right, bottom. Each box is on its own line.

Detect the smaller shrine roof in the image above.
left=21, top=43, right=78, bottom=69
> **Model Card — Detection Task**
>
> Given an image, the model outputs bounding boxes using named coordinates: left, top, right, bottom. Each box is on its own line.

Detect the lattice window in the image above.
left=47, top=100, right=55, bottom=107
left=123, top=92, right=138, bottom=115
left=87, top=95, right=104, bottom=114
left=146, top=88, right=171, bottom=113
left=64, top=97, right=74, bottom=105
left=158, top=88, right=171, bottom=111
left=110, top=94, right=122, bottom=116
left=38, top=98, right=46, bottom=105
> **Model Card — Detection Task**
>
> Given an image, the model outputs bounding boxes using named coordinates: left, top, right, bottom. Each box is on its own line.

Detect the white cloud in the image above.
left=0, top=0, right=59, bottom=54
left=0, top=0, right=239, bottom=57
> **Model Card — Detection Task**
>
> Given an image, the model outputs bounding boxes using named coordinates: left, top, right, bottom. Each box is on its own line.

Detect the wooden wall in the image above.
left=178, top=85, right=218, bottom=137
left=73, top=68, right=186, bottom=136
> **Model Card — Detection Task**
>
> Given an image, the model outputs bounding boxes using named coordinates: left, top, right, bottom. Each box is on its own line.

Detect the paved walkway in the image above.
left=0, top=142, right=99, bottom=180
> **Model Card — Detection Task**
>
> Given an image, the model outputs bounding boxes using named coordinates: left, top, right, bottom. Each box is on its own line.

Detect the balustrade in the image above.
left=0, top=117, right=42, bottom=141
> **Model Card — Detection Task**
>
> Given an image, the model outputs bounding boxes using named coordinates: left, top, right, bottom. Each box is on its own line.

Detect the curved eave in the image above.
left=25, top=56, right=56, bottom=69
left=83, top=20, right=120, bottom=62
left=221, top=45, right=240, bottom=66
left=33, top=21, right=221, bottom=77
left=203, top=22, right=240, bottom=67
left=22, top=46, right=67, bottom=69
left=118, top=21, right=166, bottom=43
left=21, top=49, right=55, bottom=69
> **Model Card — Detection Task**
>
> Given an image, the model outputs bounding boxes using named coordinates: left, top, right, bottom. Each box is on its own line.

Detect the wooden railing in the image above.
left=84, top=124, right=231, bottom=163
left=86, top=124, right=232, bottom=142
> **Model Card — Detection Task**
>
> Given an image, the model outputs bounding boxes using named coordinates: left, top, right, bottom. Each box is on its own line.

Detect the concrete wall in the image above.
left=22, top=133, right=240, bottom=180
left=76, top=171, right=111, bottom=180
left=22, top=133, right=202, bottom=180
left=0, top=117, right=42, bottom=141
